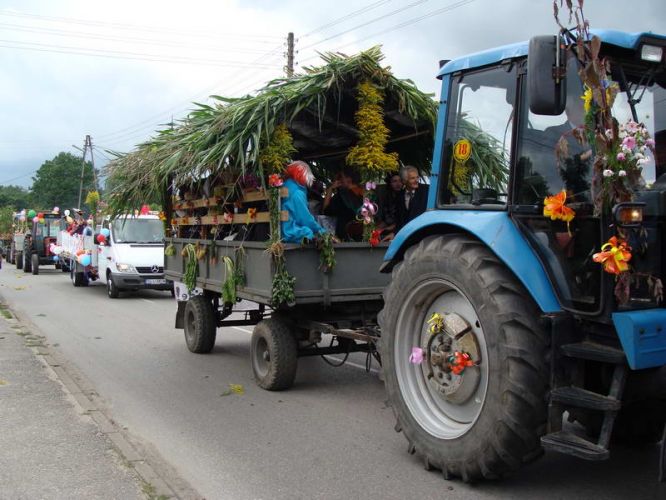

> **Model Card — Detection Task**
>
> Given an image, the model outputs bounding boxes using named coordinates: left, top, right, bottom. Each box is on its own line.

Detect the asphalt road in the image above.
left=1, top=264, right=664, bottom=500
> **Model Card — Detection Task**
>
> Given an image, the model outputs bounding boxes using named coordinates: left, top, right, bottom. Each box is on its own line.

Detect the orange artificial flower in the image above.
left=543, top=190, right=576, bottom=223
left=593, top=236, right=632, bottom=275
left=246, top=207, right=257, bottom=224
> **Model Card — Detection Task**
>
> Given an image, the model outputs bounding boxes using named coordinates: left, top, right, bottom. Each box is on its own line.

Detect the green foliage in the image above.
left=222, top=256, right=237, bottom=304
left=0, top=185, right=31, bottom=210
left=31, top=152, right=96, bottom=210
left=346, top=80, right=399, bottom=177
left=271, top=266, right=296, bottom=308
left=259, top=123, right=297, bottom=174
left=317, top=232, right=336, bottom=273
left=105, top=47, right=437, bottom=215
left=0, top=206, right=14, bottom=236
left=181, top=243, right=199, bottom=292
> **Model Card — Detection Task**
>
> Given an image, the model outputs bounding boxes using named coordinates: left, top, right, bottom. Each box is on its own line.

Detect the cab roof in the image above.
left=438, top=30, right=666, bottom=77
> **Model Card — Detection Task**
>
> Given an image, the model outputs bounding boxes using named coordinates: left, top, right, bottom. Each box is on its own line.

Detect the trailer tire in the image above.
left=184, top=295, right=217, bottom=353
left=23, top=252, right=32, bottom=273
left=251, top=318, right=298, bottom=391
left=378, top=234, right=549, bottom=481
left=71, top=266, right=88, bottom=287
left=31, top=253, right=39, bottom=275
left=15, top=251, right=23, bottom=270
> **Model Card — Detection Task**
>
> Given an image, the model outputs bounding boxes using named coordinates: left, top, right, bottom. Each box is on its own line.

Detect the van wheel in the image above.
left=31, top=254, right=39, bottom=275
left=15, top=251, right=23, bottom=270
left=107, top=274, right=120, bottom=298
left=378, top=234, right=548, bottom=481
left=184, top=295, right=217, bottom=353
left=251, top=318, right=298, bottom=391
left=71, top=267, right=88, bottom=287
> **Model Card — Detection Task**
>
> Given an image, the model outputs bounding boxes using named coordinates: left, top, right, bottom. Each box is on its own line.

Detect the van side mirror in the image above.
left=528, top=35, right=566, bottom=115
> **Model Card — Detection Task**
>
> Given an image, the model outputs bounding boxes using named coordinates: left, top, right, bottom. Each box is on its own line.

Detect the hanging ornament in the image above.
left=447, top=351, right=475, bottom=375
left=593, top=236, right=632, bottom=275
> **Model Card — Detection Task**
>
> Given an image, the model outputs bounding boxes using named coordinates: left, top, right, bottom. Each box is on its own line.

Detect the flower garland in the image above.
left=267, top=182, right=296, bottom=307
left=260, top=124, right=297, bottom=174
left=346, top=80, right=399, bottom=178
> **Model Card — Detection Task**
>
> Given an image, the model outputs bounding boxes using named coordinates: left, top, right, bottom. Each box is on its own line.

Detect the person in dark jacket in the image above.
left=396, top=165, right=429, bottom=230
left=322, top=167, right=363, bottom=240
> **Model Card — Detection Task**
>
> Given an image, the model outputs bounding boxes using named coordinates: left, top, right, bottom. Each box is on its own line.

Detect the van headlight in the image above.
left=116, top=263, right=137, bottom=273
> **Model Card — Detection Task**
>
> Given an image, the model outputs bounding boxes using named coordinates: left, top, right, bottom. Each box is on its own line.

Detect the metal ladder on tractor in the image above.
left=540, top=339, right=666, bottom=481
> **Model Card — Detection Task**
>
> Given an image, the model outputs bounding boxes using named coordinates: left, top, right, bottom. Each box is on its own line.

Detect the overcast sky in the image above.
left=1, top=0, right=665, bottom=187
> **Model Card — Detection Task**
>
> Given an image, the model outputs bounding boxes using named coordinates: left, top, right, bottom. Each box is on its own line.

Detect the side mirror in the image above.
left=528, top=35, right=566, bottom=115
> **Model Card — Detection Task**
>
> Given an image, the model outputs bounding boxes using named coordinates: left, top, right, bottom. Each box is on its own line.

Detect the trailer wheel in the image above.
left=251, top=318, right=298, bottom=391
left=23, top=252, right=32, bottom=273
left=184, top=295, right=217, bottom=353
left=378, top=234, right=549, bottom=481
left=31, top=254, right=39, bottom=275
left=71, top=266, right=88, bottom=287
left=15, top=251, right=23, bottom=270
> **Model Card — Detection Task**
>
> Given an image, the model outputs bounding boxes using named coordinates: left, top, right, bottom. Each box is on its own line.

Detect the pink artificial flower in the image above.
left=622, top=136, right=636, bottom=150
left=625, top=121, right=639, bottom=134
left=365, top=181, right=377, bottom=191
left=409, top=347, right=424, bottom=364
left=646, top=138, right=656, bottom=149
left=616, top=152, right=626, bottom=162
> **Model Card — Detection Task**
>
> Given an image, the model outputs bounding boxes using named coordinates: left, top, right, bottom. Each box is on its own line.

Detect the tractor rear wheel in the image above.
left=23, top=252, right=32, bottom=273
left=379, top=234, right=549, bottom=481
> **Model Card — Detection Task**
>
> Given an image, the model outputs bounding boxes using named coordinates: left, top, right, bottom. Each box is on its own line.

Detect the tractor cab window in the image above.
left=439, top=65, right=515, bottom=207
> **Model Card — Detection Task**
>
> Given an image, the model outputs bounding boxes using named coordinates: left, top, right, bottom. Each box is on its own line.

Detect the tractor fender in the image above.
left=382, top=210, right=561, bottom=314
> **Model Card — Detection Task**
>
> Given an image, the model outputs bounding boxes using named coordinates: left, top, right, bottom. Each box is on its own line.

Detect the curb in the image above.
left=0, top=304, right=182, bottom=500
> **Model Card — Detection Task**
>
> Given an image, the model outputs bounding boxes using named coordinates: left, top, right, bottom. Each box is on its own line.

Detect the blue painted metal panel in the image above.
left=438, top=30, right=666, bottom=78
left=427, top=75, right=450, bottom=209
left=383, top=211, right=562, bottom=313
left=612, top=310, right=666, bottom=370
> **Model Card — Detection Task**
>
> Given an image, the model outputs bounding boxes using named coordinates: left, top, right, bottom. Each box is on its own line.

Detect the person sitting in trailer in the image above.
left=323, top=167, right=364, bottom=240
left=281, top=161, right=327, bottom=243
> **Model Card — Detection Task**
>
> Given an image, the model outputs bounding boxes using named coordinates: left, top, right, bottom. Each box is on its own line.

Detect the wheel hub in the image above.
left=422, top=313, right=481, bottom=404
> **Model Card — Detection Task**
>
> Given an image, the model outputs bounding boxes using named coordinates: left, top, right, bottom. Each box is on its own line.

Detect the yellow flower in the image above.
left=581, top=86, right=593, bottom=113
left=427, top=312, right=445, bottom=334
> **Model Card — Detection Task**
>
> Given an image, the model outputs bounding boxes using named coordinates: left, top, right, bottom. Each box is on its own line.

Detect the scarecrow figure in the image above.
left=281, top=161, right=327, bottom=243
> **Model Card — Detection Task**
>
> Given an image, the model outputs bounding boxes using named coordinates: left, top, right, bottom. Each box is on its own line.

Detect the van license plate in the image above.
left=145, top=278, right=167, bottom=285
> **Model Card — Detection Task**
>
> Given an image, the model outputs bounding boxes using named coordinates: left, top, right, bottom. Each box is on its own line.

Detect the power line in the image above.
left=0, top=38, right=282, bottom=68
left=0, top=21, right=279, bottom=54
left=299, top=0, right=475, bottom=64
left=299, top=0, right=432, bottom=51
left=301, top=0, right=392, bottom=38
left=0, top=10, right=283, bottom=42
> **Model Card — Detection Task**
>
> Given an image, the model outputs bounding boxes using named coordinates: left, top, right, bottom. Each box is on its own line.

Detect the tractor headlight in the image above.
left=614, top=202, right=645, bottom=227
left=641, top=44, right=663, bottom=63
left=116, top=263, right=137, bottom=273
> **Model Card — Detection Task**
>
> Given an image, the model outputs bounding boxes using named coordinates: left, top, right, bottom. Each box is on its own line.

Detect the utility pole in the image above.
left=76, top=135, right=98, bottom=208
left=286, top=32, right=294, bottom=78
left=77, top=136, right=88, bottom=209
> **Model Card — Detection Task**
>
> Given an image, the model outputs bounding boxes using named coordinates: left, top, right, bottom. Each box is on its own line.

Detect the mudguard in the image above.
left=383, top=210, right=561, bottom=314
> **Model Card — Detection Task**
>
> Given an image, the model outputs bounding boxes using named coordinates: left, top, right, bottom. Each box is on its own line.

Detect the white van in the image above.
left=58, top=214, right=171, bottom=298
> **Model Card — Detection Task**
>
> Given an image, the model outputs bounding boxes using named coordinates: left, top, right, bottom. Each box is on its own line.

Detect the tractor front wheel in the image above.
left=15, top=251, right=23, bottom=270
left=31, top=253, right=39, bottom=275
left=379, top=234, right=549, bottom=481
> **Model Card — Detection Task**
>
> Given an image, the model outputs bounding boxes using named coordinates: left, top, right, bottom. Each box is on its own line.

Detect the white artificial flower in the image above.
left=618, top=170, right=627, bottom=177
left=603, top=169, right=614, bottom=177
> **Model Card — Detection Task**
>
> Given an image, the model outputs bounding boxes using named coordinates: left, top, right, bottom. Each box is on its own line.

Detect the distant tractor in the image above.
left=22, top=212, right=64, bottom=275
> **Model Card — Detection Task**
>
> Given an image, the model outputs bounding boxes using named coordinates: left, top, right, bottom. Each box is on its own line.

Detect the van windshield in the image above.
left=112, top=219, right=164, bottom=243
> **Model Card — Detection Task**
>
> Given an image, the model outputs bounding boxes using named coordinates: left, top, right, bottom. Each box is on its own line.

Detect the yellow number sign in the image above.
left=453, top=139, right=472, bottom=163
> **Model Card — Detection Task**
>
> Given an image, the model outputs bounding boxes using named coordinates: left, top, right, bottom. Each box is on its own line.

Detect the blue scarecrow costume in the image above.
left=280, top=161, right=326, bottom=243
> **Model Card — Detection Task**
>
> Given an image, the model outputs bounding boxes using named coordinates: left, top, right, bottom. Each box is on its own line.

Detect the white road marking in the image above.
left=233, top=326, right=253, bottom=334
left=141, top=298, right=155, bottom=304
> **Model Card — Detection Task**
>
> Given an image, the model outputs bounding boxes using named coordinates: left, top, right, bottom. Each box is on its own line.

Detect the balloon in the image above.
left=39, top=218, right=45, bottom=224
left=19, top=215, right=26, bottom=222
left=53, top=206, right=60, bottom=213
left=20, top=209, right=26, bottom=215
left=37, top=212, right=43, bottom=218
left=33, top=216, right=39, bottom=223
left=64, top=209, right=71, bottom=216
left=52, top=255, right=59, bottom=262
left=96, top=234, right=106, bottom=244
left=80, top=255, right=91, bottom=267
left=49, top=243, right=56, bottom=251
left=101, top=228, right=110, bottom=237
left=76, top=249, right=85, bottom=256
left=84, top=227, right=93, bottom=236
left=27, top=209, right=36, bottom=218
left=66, top=216, right=73, bottom=223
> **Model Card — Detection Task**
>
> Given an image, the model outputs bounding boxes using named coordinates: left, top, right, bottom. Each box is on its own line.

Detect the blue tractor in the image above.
left=379, top=30, right=666, bottom=481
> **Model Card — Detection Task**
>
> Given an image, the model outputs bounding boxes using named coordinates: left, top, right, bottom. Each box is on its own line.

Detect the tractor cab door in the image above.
left=511, top=53, right=604, bottom=314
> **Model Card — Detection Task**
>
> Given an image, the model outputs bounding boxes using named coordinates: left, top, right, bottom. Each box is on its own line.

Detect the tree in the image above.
left=0, top=206, right=14, bottom=237
left=0, top=184, right=31, bottom=210
left=30, top=152, right=97, bottom=211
